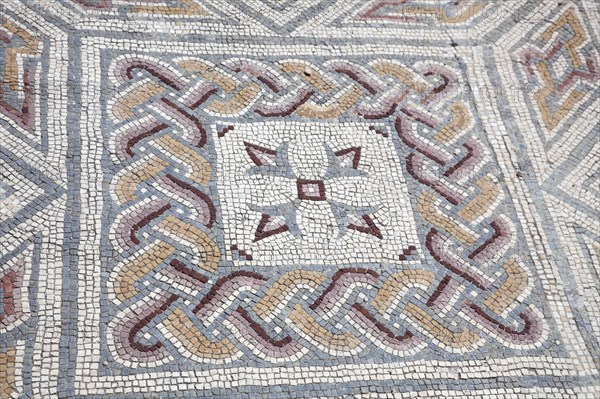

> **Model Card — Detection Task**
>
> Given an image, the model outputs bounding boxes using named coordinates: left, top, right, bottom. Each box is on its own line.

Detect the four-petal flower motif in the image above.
left=244, top=140, right=383, bottom=242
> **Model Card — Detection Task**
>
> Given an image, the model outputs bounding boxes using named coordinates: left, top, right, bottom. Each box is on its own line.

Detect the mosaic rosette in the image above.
left=0, top=0, right=599, bottom=398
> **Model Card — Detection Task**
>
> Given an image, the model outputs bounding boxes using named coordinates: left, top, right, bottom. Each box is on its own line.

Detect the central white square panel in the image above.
left=214, top=121, right=420, bottom=267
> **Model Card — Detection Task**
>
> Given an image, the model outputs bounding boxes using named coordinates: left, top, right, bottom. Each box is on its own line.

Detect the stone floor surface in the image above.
left=0, top=0, right=599, bottom=397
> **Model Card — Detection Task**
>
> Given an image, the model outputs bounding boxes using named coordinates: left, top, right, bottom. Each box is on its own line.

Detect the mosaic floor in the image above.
left=0, top=0, right=599, bottom=398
